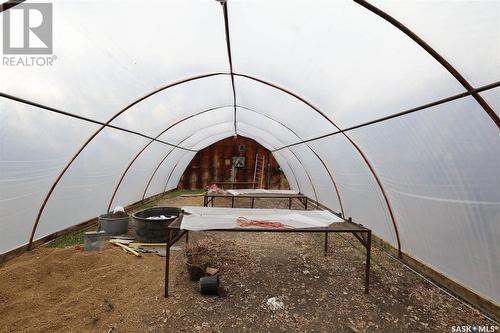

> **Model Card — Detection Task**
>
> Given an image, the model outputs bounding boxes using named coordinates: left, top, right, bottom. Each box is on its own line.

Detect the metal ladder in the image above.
left=253, top=153, right=266, bottom=189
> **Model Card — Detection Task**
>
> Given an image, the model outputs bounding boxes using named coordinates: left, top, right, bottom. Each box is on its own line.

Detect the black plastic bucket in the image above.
left=132, top=207, right=181, bottom=242
left=199, top=275, right=219, bottom=295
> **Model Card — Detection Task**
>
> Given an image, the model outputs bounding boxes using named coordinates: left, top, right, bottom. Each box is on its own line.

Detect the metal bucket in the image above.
left=98, top=212, right=129, bottom=236
left=84, top=231, right=107, bottom=251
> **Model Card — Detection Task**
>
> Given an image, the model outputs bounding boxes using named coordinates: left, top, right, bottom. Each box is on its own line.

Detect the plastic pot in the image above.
left=199, top=275, right=220, bottom=295
left=132, top=207, right=181, bottom=242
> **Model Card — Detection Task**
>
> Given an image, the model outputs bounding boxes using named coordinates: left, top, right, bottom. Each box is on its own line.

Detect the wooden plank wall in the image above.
left=178, top=136, right=289, bottom=190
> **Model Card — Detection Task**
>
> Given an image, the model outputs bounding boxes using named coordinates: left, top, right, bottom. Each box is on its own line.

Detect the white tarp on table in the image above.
left=180, top=206, right=343, bottom=231
left=226, top=189, right=299, bottom=196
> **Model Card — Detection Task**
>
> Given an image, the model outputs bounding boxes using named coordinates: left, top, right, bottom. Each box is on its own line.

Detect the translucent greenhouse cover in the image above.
left=0, top=0, right=499, bottom=305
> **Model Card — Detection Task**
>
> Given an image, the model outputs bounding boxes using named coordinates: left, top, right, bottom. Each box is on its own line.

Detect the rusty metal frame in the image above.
left=108, top=103, right=344, bottom=214
left=0, top=92, right=196, bottom=152
left=354, top=0, right=500, bottom=129
left=106, top=104, right=233, bottom=211
left=165, top=216, right=372, bottom=296
left=237, top=130, right=303, bottom=194
left=28, top=72, right=228, bottom=248
left=235, top=122, right=320, bottom=203
left=10, top=0, right=499, bottom=256
left=0, top=0, right=25, bottom=12
left=220, top=1, right=238, bottom=136
left=273, top=80, right=500, bottom=152
left=25, top=71, right=404, bottom=253
left=141, top=120, right=317, bottom=203
left=233, top=73, right=402, bottom=256
left=237, top=106, right=345, bottom=215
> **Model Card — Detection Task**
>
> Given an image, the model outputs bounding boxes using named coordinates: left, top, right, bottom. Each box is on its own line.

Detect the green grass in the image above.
left=46, top=230, right=87, bottom=248
left=166, top=189, right=205, bottom=198
left=45, top=189, right=204, bottom=248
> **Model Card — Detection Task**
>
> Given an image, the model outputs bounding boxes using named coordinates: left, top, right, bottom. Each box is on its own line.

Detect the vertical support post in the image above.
left=231, top=196, right=235, bottom=208
left=305, top=197, right=308, bottom=210
left=324, top=232, right=328, bottom=256
left=164, top=227, right=171, bottom=298
left=185, top=231, right=189, bottom=244
left=288, top=197, right=292, bottom=210
left=251, top=197, right=255, bottom=208
left=203, top=194, right=207, bottom=207
left=365, top=230, right=371, bottom=294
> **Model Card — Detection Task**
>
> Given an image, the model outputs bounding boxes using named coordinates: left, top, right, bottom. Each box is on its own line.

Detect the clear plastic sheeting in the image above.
left=112, top=141, right=173, bottom=208
left=110, top=76, right=234, bottom=137
left=35, top=128, right=151, bottom=240
left=288, top=144, right=342, bottom=212
left=308, top=136, right=397, bottom=246
left=369, top=0, right=500, bottom=87
left=0, top=0, right=229, bottom=121
left=0, top=98, right=99, bottom=253
left=229, top=0, right=465, bottom=128
left=350, top=97, right=500, bottom=302
left=0, top=0, right=499, bottom=307
left=234, top=76, right=337, bottom=140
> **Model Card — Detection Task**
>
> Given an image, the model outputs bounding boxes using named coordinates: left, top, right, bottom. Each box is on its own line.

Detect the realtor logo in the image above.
left=2, top=3, right=53, bottom=54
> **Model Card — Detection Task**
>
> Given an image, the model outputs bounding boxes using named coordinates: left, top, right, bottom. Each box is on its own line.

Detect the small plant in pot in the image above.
left=185, top=240, right=211, bottom=282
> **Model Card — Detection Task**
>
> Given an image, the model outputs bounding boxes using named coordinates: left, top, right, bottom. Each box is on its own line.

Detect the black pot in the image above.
left=199, top=275, right=219, bottom=295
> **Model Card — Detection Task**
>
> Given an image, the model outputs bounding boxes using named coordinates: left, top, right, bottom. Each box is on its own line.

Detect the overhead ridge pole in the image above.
left=271, top=80, right=500, bottom=152
left=219, top=0, right=238, bottom=136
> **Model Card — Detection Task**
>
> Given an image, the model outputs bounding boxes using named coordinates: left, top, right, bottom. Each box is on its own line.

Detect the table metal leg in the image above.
left=231, top=196, right=235, bottom=208
left=203, top=195, right=207, bottom=207
left=164, top=228, right=171, bottom=298
left=365, top=231, right=371, bottom=294
left=324, top=232, right=328, bottom=256
left=288, top=198, right=292, bottom=209
left=251, top=197, right=255, bottom=208
left=305, top=197, right=308, bottom=210
left=185, top=231, right=189, bottom=244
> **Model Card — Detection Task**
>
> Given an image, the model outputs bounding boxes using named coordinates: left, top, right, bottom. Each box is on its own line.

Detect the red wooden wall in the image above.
left=178, top=136, right=289, bottom=190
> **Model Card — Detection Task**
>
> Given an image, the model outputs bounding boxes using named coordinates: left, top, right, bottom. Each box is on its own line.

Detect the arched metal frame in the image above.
left=141, top=120, right=320, bottom=204
left=354, top=0, right=499, bottom=128
left=25, top=72, right=402, bottom=252
left=107, top=103, right=345, bottom=215
left=106, top=104, right=233, bottom=211
left=232, top=73, right=403, bottom=255
left=238, top=106, right=345, bottom=215
left=27, top=73, right=229, bottom=247
left=17, top=0, right=500, bottom=254
left=151, top=131, right=302, bottom=196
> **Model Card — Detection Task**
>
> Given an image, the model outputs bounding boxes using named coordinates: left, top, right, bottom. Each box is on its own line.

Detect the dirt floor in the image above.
left=0, top=193, right=497, bottom=332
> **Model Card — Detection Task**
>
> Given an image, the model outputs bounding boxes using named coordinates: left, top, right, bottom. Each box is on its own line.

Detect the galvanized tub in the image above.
left=98, top=212, right=129, bottom=236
